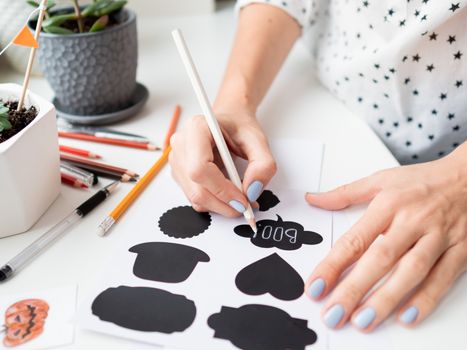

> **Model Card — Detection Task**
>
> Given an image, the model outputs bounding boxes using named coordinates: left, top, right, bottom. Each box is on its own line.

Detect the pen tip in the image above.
left=104, top=181, right=120, bottom=193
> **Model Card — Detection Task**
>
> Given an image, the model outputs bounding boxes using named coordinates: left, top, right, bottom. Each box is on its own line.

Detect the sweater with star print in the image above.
left=236, top=0, right=466, bottom=164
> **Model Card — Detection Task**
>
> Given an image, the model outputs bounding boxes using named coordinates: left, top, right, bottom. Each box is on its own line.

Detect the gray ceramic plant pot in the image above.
left=30, top=9, right=137, bottom=116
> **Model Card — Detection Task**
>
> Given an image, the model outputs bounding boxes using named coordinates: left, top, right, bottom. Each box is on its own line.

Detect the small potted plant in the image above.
left=28, top=0, right=142, bottom=123
left=0, top=83, right=60, bottom=238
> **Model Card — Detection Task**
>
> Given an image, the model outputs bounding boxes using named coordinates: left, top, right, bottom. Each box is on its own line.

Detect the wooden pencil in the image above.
left=60, top=154, right=139, bottom=177
left=97, top=146, right=171, bottom=236
left=172, top=29, right=257, bottom=232
left=58, top=131, right=160, bottom=151
left=60, top=172, right=88, bottom=189
left=83, top=168, right=136, bottom=183
left=163, top=105, right=182, bottom=149
left=59, top=145, right=102, bottom=159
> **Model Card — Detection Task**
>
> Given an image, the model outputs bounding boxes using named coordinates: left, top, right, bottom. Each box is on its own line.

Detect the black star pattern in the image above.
left=455, top=80, right=463, bottom=88
left=453, top=51, right=463, bottom=60
left=363, top=1, right=369, bottom=7
left=422, top=0, right=430, bottom=3
left=413, top=89, right=419, bottom=95
left=414, top=9, right=420, bottom=17
left=386, top=132, right=391, bottom=137
left=357, top=97, right=363, bottom=103
left=448, top=113, right=455, bottom=120
left=373, top=103, right=379, bottom=109
left=373, top=79, right=378, bottom=84
left=431, top=109, right=437, bottom=115
left=420, top=14, right=427, bottom=21
left=404, top=78, right=411, bottom=84
left=447, top=35, right=456, bottom=44
left=438, top=151, right=445, bottom=157
left=453, top=142, right=459, bottom=148
left=374, top=63, right=380, bottom=69
left=428, top=135, right=435, bottom=141
left=449, top=3, right=460, bottom=12
left=388, top=8, right=395, bottom=16
left=429, top=32, right=438, bottom=41
left=384, top=75, right=390, bottom=80
left=412, top=154, right=419, bottom=160
left=406, top=141, right=412, bottom=147
left=407, top=116, right=413, bottom=123
left=453, top=125, right=460, bottom=131
left=402, top=55, right=408, bottom=62
left=418, top=123, right=423, bottom=128
left=440, top=93, right=447, bottom=100
left=389, top=68, right=396, bottom=74
left=399, top=20, right=406, bottom=27
left=378, top=118, right=384, bottom=124
left=426, top=64, right=435, bottom=72
left=393, top=122, right=399, bottom=128
left=412, top=54, right=421, bottom=62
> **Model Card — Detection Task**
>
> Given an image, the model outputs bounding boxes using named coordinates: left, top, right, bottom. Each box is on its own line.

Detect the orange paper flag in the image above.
left=12, top=25, right=38, bottom=49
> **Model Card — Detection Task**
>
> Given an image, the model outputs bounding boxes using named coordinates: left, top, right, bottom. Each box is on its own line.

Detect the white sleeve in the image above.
left=235, top=0, right=313, bottom=29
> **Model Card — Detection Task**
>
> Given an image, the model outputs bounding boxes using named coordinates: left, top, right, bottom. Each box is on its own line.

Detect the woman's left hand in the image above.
left=305, top=142, right=467, bottom=332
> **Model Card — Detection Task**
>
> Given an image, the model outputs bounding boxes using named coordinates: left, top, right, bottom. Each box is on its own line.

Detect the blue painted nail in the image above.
left=229, top=200, right=246, bottom=213
left=400, top=306, right=419, bottom=324
left=247, top=181, right=264, bottom=202
left=308, top=278, right=326, bottom=299
left=324, top=304, right=345, bottom=329
left=354, top=307, right=376, bottom=329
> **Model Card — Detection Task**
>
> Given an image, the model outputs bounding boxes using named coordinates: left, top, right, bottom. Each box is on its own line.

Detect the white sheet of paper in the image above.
left=235, top=138, right=324, bottom=192
left=0, top=285, right=77, bottom=350
left=79, top=176, right=332, bottom=349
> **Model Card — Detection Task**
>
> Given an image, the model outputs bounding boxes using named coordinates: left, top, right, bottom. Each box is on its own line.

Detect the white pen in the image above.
left=172, top=28, right=257, bottom=233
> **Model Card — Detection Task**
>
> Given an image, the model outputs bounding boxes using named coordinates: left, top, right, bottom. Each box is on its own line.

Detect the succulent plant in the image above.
left=27, top=0, right=127, bottom=34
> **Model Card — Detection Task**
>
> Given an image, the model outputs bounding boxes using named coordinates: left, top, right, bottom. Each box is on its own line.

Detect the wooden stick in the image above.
left=172, top=29, right=257, bottom=232
left=17, top=0, right=47, bottom=111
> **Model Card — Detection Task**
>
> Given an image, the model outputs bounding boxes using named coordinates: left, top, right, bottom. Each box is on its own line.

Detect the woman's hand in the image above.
left=305, top=142, right=467, bottom=332
left=169, top=109, right=276, bottom=216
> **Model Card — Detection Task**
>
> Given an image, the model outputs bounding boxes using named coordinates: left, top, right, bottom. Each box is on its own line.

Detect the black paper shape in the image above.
left=235, top=253, right=304, bottom=301
left=208, top=304, right=317, bottom=350
left=92, top=286, right=196, bottom=333
left=256, top=190, right=280, bottom=211
left=129, top=242, right=210, bottom=283
left=234, top=215, right=323, bottom=250
left=158, top=206, right=211, bottom=238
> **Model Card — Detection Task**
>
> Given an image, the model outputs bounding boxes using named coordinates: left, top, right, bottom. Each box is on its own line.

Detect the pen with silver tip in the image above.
left=0, top=181, right=119, bottom=282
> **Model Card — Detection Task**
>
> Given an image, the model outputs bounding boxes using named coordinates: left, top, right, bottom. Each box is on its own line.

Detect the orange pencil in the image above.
left=58, top=131, right=160, bottom=151
left=97, top=146, right=171, bottom=236
left=59, top=145, right=101, bottom=159
left=163, top=105, right=182, bottom=149
left=61, top=173, right=88, bottom=189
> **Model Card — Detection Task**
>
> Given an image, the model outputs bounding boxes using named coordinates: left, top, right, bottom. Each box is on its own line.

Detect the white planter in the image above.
left=0, top=83, right=60, bottom=238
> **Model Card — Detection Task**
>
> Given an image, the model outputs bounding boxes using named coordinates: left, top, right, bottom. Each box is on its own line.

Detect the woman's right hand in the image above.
left=169, top=109, right=277, bottom=217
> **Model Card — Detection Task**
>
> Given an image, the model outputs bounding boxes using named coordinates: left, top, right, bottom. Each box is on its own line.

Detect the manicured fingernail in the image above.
left=247, top=181, right=264, bottom=202
left=400, top=306, right=419, bottom=324
left=353, top=307, right=376, bottom=329
left=324, top=304, right=345, bottom=329
left=229, top=200, right=246, bottom=213
left=308, top=278, right=326, bottom=299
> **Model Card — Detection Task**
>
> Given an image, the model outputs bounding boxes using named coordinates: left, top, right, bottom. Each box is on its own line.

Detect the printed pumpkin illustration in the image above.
left=3, top=299, right=49, bottom=347
left=234, top=215, right=323, bottom=250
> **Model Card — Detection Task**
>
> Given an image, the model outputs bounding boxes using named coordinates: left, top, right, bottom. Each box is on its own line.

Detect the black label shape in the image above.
left=158, top=206, right=212, bottom=238
left=235, top=253, right=304, bottom=301
left=256, top=190, right=280, bottom=211
left=129, top=242, right=210, bottom=283
left=208, top=304, right=317, bottom=350
left=234, top=215, right=323, bottom=250
left=91, top=286, right=196, bottom=333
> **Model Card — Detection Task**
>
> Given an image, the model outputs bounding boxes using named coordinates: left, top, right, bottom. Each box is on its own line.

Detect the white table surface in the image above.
left=0, top=3, right=465, bottom=350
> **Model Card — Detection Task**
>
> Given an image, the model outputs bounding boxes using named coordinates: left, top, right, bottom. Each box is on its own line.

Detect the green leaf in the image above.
left=96, top=0, right=127, bottom=16
left=89, top=15, right=109, bottom=32
left=46, top=0, right=56, bottom=10
left=81, top=0, right=109, bottom=16
left=0, top=107, right=9, bottom=115
left=0, top=118, right=12, bottom=132
left=42, top=13, right=76, bottom=28
left=43, top=26, right=74, bottom=34
left=27, top=1, right=39, bottom=8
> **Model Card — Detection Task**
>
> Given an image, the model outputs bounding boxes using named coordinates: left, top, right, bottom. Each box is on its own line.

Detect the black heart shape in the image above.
left=235, top=253, right=304, bottom=301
